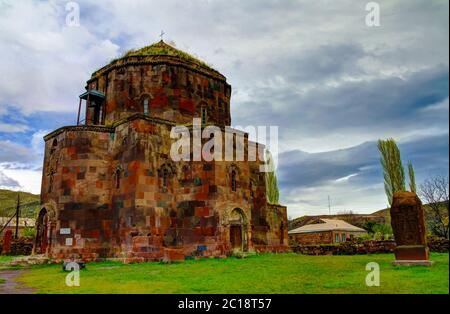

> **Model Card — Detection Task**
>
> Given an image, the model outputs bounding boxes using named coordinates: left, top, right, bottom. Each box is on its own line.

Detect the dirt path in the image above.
left=0, top=270, right=36, bottom=294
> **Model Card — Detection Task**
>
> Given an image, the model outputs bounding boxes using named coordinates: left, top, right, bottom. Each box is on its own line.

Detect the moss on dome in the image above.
left=91, top=40, right=223, bottom=80
left=112, top=40, right=212, bottom=70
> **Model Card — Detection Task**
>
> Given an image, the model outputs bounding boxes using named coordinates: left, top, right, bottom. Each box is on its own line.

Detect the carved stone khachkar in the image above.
left=390, top=191, right=433, bottom=266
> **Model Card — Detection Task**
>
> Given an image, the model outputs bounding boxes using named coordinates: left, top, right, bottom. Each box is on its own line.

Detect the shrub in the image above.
left=22, top=227, right=35, bottom=239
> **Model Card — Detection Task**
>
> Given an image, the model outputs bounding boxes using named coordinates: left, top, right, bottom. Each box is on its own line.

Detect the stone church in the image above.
left=34, top=40, right=289, bottom=262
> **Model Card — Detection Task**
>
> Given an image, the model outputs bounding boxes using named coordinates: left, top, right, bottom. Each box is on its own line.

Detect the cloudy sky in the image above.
left=0, top=0, right=448, bottom=217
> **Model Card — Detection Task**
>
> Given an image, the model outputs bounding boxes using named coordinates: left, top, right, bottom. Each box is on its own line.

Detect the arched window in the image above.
left=182, top=165, right=190, bottom=181
left=50, top=139, right=57, bottom=155
left=143, top=97, right=149, bottom=116
left=115, top=169, right=121, bottom=189
left=48, top=170, right=55, bottom=193
left=99, top=105, right=103, bottom=124
left=231, top=170, right=237, bottom=191
left=162, top=168, right=169, bottom=187
left=201, top=107, right=207, bottom=125
left=158, top=163, right=175, bottom=191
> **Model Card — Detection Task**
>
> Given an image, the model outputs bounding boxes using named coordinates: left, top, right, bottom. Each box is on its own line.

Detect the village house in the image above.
left=288, top=219, right=367, bottom=245
left=35, top=40, right=289, bottom=262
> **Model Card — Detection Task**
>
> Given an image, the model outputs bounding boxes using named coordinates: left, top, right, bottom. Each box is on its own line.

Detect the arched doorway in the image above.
left=229, top=208, right=248, bottom=252
left=34, top=208, right=49, bottom=254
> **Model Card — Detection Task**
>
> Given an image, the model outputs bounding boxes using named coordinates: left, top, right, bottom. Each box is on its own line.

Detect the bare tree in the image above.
left=419, top=176, right=449, bottom=239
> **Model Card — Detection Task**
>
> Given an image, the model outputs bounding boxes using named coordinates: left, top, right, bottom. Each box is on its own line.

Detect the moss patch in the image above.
left=110, top=41, right=212, bottom=70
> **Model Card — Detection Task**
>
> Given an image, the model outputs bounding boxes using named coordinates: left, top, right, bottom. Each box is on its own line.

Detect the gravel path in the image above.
left=0, top=270, right=36, bottom=294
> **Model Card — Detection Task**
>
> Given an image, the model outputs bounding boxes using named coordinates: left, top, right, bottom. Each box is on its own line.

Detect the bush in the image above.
left=22, top=227, right=35, bottom=239
left=362, top=221, right=376, bottom=233
left=362, top=223, right=393, bottom=240
left=360, top=233, right=374, bottom=241
left=372, top=223, right=393, bottom=235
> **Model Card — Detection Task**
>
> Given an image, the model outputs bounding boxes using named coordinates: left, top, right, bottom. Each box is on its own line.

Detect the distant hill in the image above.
left=289, top=203, right=448, bottom=233
left=288, top=210, right=387, bottom=231
left=0, top=189, right=40, bottom=218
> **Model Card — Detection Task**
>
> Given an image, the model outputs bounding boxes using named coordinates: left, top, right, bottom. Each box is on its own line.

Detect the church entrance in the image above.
left=230, top=225, right=242, bottom=249
left=228, top=208, right=247, bottom=252
left=34, top=208, right=49, bottom=254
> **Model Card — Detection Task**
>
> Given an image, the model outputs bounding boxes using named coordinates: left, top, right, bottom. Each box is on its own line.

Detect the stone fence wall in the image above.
left=1, top=237, right=447, bottom=257
left=0, top=237, right=34, bottom=256
left=291, top=238, right=449, bottom=256
left=427, top=237, right=449, bottom=253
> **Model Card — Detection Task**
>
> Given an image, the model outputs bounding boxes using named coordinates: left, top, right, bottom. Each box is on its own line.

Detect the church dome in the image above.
left=91, top=40, right=224, bottom=81
left=83, top=39, right=231, bottom=127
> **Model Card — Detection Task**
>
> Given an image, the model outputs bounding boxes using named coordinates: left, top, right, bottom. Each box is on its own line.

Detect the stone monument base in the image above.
left=394, top=245, right=429, bottom=260
left=393, top=245, right=432, bottom=266
left=392, top=260, right=434, bottom=266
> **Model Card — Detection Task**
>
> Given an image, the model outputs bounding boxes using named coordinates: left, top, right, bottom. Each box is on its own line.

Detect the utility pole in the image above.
left=328, top=195, right=331, bottom=215
left=15, top=194, right=20, bottom=239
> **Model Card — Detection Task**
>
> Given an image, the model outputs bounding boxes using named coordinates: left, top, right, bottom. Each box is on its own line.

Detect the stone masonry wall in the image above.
left=289, top=231, right=334, bottom=245
left=37, top=44, right=290, bottom=262
left=0, top=237, right=34, bottom=256
left=291, top=238, right=449, bottom=255
left=41, top=115, right=289, bottom=262
left=87, top=62, right=231, bottom=127
left=289, top=230, right=367, bottom=245
left=41, top=127, right=114, bottom=260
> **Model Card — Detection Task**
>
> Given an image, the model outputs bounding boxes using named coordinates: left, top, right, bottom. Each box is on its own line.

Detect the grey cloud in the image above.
left=0, top=140, right=39, bottom=164
left=0, top=170, right=20, bottom=188
left=278, top=133, right=449, bottom=214
left=279, top=134, right=449, bottom=191
left=0, top=0, right=447, bottom=213
left=263, top=43, right=368, bottom=83
left=278, top=142, right=378, bottom=189
left=232, top=65, right=448, bottom=152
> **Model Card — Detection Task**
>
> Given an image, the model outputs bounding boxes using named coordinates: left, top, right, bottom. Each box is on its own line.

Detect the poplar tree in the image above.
left=408, top=161, right=417, bottom=193
left=265, top=150, right=280, bottom=204
left=377, top=138, right=406, bottom=206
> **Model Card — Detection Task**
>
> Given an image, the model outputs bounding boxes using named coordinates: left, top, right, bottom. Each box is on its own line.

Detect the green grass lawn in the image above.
left=0, top=256, right=26, bottom=270
left=7, top=253, right=449, bottom=294
left=0, top=255, right=25, bottom=263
